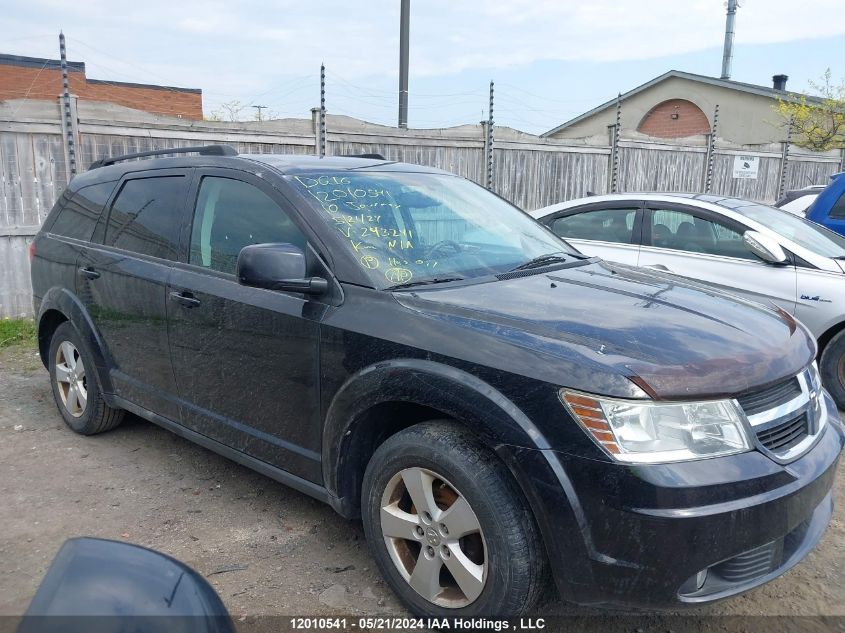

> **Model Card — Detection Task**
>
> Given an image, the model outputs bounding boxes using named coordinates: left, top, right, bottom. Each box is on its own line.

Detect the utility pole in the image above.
left=59, top=31, right=77, bottom=177
left=721, top=0, right=738, bottom=79
left=398, top=0, right=410, bottom=128
left=252, top=104, right=267, bottom=121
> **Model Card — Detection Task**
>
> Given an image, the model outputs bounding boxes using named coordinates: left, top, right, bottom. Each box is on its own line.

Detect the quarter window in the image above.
left=551, top=208, right=638, bottom=244
left=105, top=176, right=187, bottom=260
left=828, top=191, right=845, bottom=220
left=649, top=209, right=754, bottom=260
left=190, top=177, right=306, bottom=275
left=51, top=181, right=116, bottom=241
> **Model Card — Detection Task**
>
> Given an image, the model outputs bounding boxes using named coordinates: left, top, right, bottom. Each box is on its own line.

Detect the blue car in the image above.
left=807, top=171, right=845, bottom=235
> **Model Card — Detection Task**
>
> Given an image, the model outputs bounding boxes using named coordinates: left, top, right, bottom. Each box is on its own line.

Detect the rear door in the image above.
left=639, top=202, right=797, bottom=313
left=541, top=202, right=643, bottom=265
left=77, top=170, right=190, bottom=420
left=166, top=169, right=324, bottom=481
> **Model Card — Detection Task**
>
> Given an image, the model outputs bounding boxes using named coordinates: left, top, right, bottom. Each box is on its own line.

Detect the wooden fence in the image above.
left=1, top=97, right=842, bottom=317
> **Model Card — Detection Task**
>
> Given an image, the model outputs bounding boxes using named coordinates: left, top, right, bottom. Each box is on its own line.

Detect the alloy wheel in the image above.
left=55, top=341, right=87, bottom=418
left=380, top=467, right=487, bottom=608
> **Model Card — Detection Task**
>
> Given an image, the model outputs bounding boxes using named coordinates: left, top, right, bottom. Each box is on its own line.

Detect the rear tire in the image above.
left=48, top=321, right=124, bottom=435
left=361, top=421, right=547, bottom=617
left=820, top=330, right=845, bottom=410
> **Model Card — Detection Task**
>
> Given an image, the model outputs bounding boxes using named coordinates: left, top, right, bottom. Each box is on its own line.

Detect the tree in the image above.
left=208, top=100, right=247, bottom=122
left=775, top=69, right=845, bottom=151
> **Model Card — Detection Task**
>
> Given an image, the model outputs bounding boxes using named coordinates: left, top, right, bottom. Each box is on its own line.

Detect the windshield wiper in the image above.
left=508, top=252, right=572, bottom=272
left=386, top=276, right=465, bottom=291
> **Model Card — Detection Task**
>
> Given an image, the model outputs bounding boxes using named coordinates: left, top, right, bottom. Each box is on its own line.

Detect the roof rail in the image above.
left=89, top=144, right=238, bottom=170
left=340, top=153, right=386, bottom=160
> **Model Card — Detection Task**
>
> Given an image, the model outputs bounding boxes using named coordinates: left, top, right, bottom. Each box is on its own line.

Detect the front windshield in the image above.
left=288, top=171, right=576, bottom=286
left=730, top=202, right=845, bottom=258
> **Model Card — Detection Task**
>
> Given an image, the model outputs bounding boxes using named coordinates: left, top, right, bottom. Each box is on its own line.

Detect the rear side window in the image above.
left=551, top=208, right=638, bottom=244
left=50, top=181, right=116, bottom=241
left=105, top=176, right=187, bottom=260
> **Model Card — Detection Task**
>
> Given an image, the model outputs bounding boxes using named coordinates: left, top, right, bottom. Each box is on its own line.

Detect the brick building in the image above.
left=0, top=53, right=202, bottom=119
left=542, top=70, right=822, bottom=145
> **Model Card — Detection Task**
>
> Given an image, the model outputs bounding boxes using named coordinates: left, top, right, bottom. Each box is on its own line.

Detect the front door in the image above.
left=639, top=204, right=797, bottom=314
left=167, top=170, right=323, bottom=482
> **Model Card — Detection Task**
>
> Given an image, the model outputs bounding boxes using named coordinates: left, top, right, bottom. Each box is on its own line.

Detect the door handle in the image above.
left=645, top=264, right=670, bottom=272
left=78, top=266, right=100, bottom=280
left=169, top=291, right=201, bottom=308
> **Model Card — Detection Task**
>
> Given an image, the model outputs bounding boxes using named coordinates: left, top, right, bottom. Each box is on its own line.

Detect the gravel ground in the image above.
left=0, top=341, right=843, bottom=626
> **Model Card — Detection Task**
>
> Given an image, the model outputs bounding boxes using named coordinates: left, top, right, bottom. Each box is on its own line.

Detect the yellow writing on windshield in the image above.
left=293, top=175, right=417, bottom=256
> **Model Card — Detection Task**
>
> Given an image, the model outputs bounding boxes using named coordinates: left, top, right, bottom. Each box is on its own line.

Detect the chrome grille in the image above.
left=736, top=377, right=801, bottom=416
left=737, top=366, right=826, bottom=463
left=756, top=413, right=809, bottom=452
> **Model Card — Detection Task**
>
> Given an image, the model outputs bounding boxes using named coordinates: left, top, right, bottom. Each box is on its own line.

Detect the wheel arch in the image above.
left=321, top=359, right=551, bottom=518
left=817, top=319, right=845, bottom=358
left=322, top=359, right=600, bottom=601
left=37, top=287, right=115, bottom=395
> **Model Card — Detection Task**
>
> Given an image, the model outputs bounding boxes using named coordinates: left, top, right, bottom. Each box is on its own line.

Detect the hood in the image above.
left=395, top=260, right=815, bottom=400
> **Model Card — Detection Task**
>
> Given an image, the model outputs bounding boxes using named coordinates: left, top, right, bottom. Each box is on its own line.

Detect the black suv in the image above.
left=31, top=146, right=843, bottom=616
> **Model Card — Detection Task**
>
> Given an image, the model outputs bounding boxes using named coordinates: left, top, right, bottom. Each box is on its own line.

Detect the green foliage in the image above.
left=775, top=69, right=845, bottom=151
left=0, top=318, right=36, bottom=348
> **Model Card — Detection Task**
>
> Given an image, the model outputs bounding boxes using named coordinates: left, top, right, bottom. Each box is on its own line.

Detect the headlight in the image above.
left=560, top=390, right=752, bottom=464
left=808, top=360, right=822, bottom=395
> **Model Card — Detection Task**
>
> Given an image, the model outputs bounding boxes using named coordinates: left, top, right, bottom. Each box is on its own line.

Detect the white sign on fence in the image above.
left=732, top=155, right=759, bottom=179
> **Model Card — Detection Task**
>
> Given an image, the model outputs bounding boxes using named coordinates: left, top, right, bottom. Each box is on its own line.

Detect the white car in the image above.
left=775, top=185, right=825, bottom=216
left=531, top=193, right=845, bottom=408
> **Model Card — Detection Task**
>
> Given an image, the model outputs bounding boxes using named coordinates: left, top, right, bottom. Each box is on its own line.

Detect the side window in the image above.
left=50, top=181, right=116, bottom=241
left=105, top=176, right=186, bottom=260
left=649, top=208, right=754, bottom=260
left=828, top=191, right=845, bottom=219
left=190, top=177, right=306, bottom=275
left=551, top=208, right=637, bottom=244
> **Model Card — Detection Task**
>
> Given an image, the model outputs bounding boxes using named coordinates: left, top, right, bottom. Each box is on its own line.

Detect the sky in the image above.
left=3, top=0, right=845, bottom=134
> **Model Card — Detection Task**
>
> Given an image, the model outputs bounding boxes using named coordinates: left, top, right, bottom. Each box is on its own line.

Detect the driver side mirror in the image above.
left=743, top=231, right=788, bottom=265
left=237, top=243, right=328, bottom=295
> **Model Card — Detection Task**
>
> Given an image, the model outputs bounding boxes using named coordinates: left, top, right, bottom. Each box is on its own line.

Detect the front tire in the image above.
left=820, top=330, right=845, bottom=410
left=362, top=421, right=547, bottom=617
left=48, top=321, right=124, bottom=435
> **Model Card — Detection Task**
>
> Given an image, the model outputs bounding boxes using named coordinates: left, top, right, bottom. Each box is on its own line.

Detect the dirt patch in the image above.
left=0, top=342, right=842, bottom=623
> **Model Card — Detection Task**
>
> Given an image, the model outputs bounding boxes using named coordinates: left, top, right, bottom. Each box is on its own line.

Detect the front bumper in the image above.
left=503, top=392, right=844, bottom=609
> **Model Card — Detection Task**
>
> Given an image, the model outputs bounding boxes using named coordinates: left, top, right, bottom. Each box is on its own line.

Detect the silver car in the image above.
left=531, top=193, right=845, bottom=409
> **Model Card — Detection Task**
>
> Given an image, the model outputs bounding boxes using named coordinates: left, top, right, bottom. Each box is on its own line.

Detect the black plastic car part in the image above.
left=89, top=144, right=237, bottom=169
